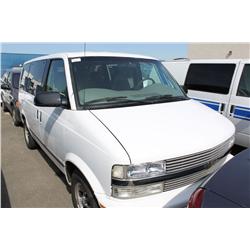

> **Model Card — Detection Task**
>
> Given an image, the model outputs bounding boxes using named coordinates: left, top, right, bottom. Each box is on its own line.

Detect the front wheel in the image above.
left=23, top=120, right=37, bottom=149
left=71, top=170, right=99, bottom=208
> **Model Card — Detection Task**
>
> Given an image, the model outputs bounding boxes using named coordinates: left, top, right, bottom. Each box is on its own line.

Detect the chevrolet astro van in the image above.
left=18, top=52, right=235, bottom=208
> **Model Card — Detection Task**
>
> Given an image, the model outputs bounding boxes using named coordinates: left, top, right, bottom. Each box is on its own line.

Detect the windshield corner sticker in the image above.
left=71, top=58, right=81, bottom=63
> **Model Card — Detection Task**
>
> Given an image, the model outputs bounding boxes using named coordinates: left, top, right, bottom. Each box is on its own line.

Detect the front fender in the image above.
left=64, top=153, right=105, bottom=195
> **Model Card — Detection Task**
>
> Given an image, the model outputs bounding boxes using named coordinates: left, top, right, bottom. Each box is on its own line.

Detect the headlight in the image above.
left=111, top=162, right=167, bottom=199
left=112, top=162, right=167, bottom=180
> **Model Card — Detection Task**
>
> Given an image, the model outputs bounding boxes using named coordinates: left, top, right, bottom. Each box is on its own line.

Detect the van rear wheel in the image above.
left=71, top=170, right=99, bottom=208
left=23, top=120, right=37, bottom=149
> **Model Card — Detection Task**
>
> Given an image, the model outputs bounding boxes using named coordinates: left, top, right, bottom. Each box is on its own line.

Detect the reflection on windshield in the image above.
left=70, top=57, right=186, bottom=108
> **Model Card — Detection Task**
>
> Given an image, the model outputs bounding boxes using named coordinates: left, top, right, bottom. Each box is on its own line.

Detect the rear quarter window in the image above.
left=185, top=63, right=236, bottom=94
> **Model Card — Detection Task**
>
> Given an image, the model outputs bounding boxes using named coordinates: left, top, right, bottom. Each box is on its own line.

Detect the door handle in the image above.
left=40, top=111, right=42, bottom=122
left=230, top=105, right=235, bottom=116
left=37, top=110, right=39, bottom=119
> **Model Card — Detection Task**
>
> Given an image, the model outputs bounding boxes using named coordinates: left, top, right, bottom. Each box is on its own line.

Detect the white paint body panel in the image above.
left=92, top=100, right=235, bottom=164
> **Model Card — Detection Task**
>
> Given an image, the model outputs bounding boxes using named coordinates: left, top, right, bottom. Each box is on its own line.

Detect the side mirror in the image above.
left=181, top=85, right=188, bottom=94
left=1, top=83, right=10, bottom=90
left=34, top=91, right=68, bottom=107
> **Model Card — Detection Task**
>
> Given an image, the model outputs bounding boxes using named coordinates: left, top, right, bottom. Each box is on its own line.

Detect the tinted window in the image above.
left=20, top=63, right=30, bottom=91
left=185, top=64, right=236, bottom=94
left=12, top=72, right=21, bottom=89
left=237, top=64, right=250, bottom=97
left=45, top=60, right=67, bottom=95
left=26, top=60, right=46, bottom=95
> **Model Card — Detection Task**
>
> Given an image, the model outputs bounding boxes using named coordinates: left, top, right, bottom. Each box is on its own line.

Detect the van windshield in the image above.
left=70, top=57, right=187, bottom=109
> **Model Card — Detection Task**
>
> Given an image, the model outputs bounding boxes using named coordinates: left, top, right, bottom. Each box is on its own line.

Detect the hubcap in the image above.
left=75, top=183, right=90, bottom=208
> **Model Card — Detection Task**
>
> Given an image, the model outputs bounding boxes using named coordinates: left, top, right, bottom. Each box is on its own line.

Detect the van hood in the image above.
left=91, top=100, right=235, bottom=164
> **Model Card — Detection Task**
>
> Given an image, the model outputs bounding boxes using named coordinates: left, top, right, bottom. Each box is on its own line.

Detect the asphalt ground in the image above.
left=1, top=109, right=73, bottom=208
left=0, top=108, right=246, bottom=208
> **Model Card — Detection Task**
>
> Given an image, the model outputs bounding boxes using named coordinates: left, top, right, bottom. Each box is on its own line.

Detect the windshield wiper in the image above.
left=84, top=94, right=188, bottom=108
left=143, top=94, right=172, bottom=101
left=143, top=94, right=188, bottom=102
left=85, top=96, right=128, bottom=104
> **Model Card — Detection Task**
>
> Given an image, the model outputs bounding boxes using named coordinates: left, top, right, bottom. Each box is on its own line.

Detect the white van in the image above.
left=163, top=59, right=250, bottom=148
left=18, top=52, right=235, bottom=208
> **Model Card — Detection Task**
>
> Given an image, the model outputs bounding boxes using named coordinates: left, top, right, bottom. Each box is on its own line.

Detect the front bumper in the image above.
left=96, top=153, right=233, bottom=208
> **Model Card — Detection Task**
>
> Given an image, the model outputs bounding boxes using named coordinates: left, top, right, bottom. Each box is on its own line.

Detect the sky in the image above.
left=0, top=43, right=187, bottom=60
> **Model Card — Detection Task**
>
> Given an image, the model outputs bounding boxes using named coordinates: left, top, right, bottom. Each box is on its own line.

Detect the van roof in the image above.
left=24, top=51, right=157, bottom=64
left=164, top=58, right=250, bottom=63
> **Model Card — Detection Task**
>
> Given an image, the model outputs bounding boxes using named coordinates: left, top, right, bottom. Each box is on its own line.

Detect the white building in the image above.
left=188, top=43, right=250, bottom=59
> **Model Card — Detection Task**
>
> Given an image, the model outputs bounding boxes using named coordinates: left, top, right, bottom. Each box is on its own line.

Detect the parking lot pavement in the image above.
left=1, top=110, right=73, bottom=208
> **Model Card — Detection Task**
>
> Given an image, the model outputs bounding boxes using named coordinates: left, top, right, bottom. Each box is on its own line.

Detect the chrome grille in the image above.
left=164, top=137, right=233, bottom=175
left=163, top=162, right=219, bottom=192
left=163, top=137, right=233, bottom=192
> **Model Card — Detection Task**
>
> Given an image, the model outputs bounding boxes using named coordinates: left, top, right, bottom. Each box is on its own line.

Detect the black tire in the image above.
left=71, top=169, right=99, bottom=208
left=23, top=120, right=37, bottom=149
left=2, top=101, right=8, bottom=112
left=12, top=107, right=21, bottom=126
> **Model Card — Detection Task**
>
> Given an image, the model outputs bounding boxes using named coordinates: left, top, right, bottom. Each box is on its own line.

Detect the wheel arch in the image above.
left=20, top=111, right=28, bottom=127
left=64, top=153, right=105, bottom=195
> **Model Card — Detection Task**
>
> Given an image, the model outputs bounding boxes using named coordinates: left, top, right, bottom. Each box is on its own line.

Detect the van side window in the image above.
left=27, top=60, right=46, bottom=95
left=45, top=60, right=67, bottom=96
left=237, top=64, right=250, bottom=97
left=185, top=64, right=236, bottom=94
left=20, top=63, right=30, bottom=91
